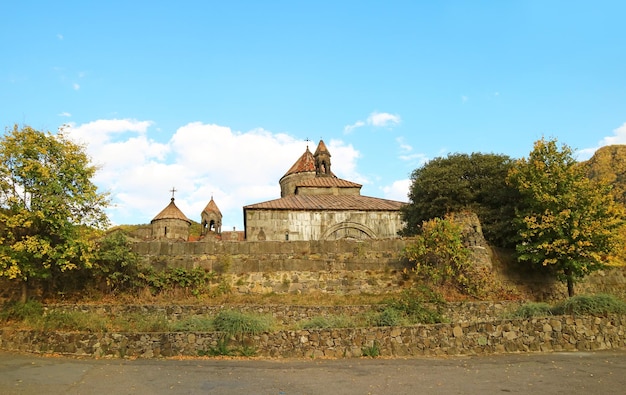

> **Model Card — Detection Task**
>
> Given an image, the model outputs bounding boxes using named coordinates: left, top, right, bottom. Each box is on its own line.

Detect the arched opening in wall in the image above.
left=164, top=226, right=168, bottom=236
left=321, top=222, right=376, bottom=240
left=209, top=220, right=216, bottom=232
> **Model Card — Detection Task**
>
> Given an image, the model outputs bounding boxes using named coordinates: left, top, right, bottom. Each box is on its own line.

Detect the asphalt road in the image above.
left=1, top=350, right=625, bottom=395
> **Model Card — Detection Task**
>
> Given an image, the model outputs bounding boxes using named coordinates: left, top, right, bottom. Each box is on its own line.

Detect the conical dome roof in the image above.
left=313, top=139, right=331, bottom=157
left=282, top=146, right=316, bottom=178
left=151, top=198, right=191, bottom=224
left=202, top=196, right=222, bottom=216
left=283, top=146, right=315, bottom=177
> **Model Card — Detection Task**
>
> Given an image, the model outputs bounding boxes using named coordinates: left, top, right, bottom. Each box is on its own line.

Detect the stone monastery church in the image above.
left=149, top=140, right=406, bottom=241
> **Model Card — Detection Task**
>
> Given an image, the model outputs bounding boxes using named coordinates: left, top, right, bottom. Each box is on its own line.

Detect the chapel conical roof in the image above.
left=151, top=198, right=191, bottom=224
left=313, top=139, right=331, bottom=157
left=202, top=196, right=222, bottom=216
left=282, top=145, right=316, bottom=178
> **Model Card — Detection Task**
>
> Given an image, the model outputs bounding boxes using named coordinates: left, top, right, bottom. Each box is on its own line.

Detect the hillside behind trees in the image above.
left=582, top=145, right=626, bottom=205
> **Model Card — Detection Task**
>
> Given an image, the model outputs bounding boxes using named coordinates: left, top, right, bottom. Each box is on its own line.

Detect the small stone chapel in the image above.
left=243, top=140, right=406, bottom=241
left=150, top=191, right=192, bottom=241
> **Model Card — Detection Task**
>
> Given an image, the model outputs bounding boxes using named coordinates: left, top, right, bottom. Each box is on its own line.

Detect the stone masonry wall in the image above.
left=2, top=313, right=624, bottom=359
left=132, top=239, right=412, bottom=295
left=130, top=238, right=626, bottom=299
left=132, top=239, right=408, bottom=273
left=40, top=301, right=524, bottom=328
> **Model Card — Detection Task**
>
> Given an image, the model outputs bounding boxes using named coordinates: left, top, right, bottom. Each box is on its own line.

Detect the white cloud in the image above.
left=57, top=33, right=63, bottom=40
left=577, top=122, right=626, bottom=160
left=461, top=95, right=469, bottom=103
left=367, top=112, right=401, bottom=128
left=73, top=83, right=80, bottom=90
left=382, top=179, right=410, bottom=202
left=66, top=119, right=154, bottom=148
left=344, top=120, right=365, bottom=134
left=396, top=137, right=412, bottom=153
left=64, top=120, right=365, bottom=230
left=399, top=153, right=428, bottom=164
left=343, top=111, right=401, bottom=134
left=327, top=139, right=364, bottom=184
left=597, top=122, right=626, bottom=145
left=58, top=112, right=72, bottom=117
left=395, top=137, right=428, bottom=165
left=64, top=119, right=169, bottom=219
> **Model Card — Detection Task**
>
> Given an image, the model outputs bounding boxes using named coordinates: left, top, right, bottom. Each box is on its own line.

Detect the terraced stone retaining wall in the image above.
left=41, top=301, right=523, bottom=327
left=1, top=315, right=624, bottom=359
left=2, top=302, right=625, bottom=359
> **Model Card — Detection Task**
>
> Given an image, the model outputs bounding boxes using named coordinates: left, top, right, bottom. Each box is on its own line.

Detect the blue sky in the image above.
left=2, top=1, right=625, bottom=230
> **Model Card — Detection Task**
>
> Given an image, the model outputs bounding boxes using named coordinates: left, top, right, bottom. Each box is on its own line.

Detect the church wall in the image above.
left=151, top=218, right=189, bottom=241
left=279, top=172, right=316, bottom=197
left=245, top=209, right=404, bottom=241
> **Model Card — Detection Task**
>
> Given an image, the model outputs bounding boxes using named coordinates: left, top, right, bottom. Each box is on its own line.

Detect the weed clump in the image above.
left=213, top=310, right=274, bottom=337
left=0, top=300, right=44, bottom=323
left=361, top=341, right=380, bottom=357
left=552, top=294, right=626, bottom=316
left=507, top=294, right=626, bottom=318
left=505, top=302, right=553, bottom=319
left=299, top=315, right=355, bottom=329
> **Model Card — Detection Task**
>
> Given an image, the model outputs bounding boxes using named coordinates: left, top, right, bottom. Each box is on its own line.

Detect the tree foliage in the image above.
left=93, top=230, right=140, bottom=293
left=581, top=144, right=626, bottom=205
left=402, top=215, right=488, bottom=296
left=0, top=125, right=110, bottom=300
left=507, top=138, right=624, bottom=296
left=400, top=152, right=519, bottom=248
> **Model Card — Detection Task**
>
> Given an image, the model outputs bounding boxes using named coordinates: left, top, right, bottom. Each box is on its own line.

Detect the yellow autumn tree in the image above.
left=507, top=138, right=625, bottom=297
left=0, top=125, right=110, bottom=301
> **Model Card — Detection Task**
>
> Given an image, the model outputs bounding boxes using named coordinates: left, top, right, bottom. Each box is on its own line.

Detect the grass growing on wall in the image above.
left=506, top=294, right=626, bottom=318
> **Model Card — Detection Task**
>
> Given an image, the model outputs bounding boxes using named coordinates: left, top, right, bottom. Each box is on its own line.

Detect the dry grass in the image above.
left=40, top=287, right=394, bottom=307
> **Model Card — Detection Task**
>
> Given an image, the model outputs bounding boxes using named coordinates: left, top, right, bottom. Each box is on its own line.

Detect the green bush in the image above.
left=507, top=294, right=626, bottom=319
left=385, top=288, right=445, bottom=324
left=213, top=310, right=274, bottom=337
left=209, top=310, right=273, bottom=356
left=0, top=300, right=44, bottom=322
left=205, top=338, right=233, bottom=356
left=375, top=307, right=403, bottom=327
left=144, top=267, right=215, bottom=296
left=170, top=316, right=215, bottom=332
left=361, top=341, right=380, bottom=357
left=93, top=231, right=141, bottom=293
left=506, top=302, right=553, bottom=319
left=552, top=294, right=626, bottom=316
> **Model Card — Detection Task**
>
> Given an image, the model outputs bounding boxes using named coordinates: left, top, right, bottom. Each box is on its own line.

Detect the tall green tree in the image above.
left=0, top=125, right=110, bottom=301
left=507, top=138, right=624, bottom=297
left=93, top=230, right=141, bottom=294
left=400, top=152, right=519, bottom=248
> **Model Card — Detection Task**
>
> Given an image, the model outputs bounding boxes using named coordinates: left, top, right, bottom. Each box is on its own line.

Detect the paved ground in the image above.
left=1, top=350, right=625, bottom=394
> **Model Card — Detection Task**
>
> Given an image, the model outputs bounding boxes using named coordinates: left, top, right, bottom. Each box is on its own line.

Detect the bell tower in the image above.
left=313, top=139, right=332, bottom=177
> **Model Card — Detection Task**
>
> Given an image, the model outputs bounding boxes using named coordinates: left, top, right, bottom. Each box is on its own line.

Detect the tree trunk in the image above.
left=20, top=280, right=28, bottom=303
left=566, top=275, right=575, bottom=297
